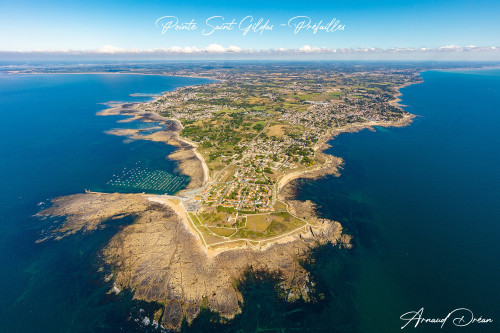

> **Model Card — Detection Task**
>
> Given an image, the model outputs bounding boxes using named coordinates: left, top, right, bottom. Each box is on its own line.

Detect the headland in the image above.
left=39, top=63, right=422, bottom=330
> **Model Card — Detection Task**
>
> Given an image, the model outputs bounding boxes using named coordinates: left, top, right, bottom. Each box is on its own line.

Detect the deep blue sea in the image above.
left=0, top=73, right=212, bottom=332
left=0, top=69, right=499, bottom=332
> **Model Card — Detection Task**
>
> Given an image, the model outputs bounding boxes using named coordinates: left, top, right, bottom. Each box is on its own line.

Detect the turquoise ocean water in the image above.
left=0, top=69, right=498, bottom=332
left=0, top=73, right=212, bottom=332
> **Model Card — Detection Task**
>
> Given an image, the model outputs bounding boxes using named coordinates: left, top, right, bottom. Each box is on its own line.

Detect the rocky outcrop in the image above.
left=40, top=192, right=347, bottom=330
left=42, top=192, right=150, bottom=236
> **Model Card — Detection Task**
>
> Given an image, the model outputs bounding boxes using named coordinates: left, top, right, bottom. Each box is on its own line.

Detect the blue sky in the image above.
left=0, top=0, right=499, bottom=58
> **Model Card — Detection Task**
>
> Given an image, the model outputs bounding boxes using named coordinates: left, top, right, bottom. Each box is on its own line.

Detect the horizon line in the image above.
left=3, top=44, right=499, bottom=55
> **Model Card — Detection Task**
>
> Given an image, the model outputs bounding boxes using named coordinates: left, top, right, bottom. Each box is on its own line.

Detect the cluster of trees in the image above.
left=216, top=205, right=235, bottom=213
left=285, top=145, right=312, bottom=157
left=253, top=123, right=264, bottom=131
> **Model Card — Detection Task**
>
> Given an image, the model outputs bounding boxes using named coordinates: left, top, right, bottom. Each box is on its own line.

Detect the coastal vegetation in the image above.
left=37, top=62, right=422, bottom=330
left=134, top=63, right=421, bottom=247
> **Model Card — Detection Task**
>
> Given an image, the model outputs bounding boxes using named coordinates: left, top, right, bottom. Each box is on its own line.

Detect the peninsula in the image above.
left=39, top=63, right=422, bottom=330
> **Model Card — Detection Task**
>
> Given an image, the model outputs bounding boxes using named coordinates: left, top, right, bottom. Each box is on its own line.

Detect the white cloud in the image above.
left=183, top=46, right=200, bottom=53
left=204, top=44, right=227, bottom=53
left=299, top=45, right=312, bottom=52
left=166, top=46, right=184, bottom=53
left=94, top=45, right=127, bottom=54
left=226, top=45, right=243, bottom=53
left=3, top=44, right=499, bottom=58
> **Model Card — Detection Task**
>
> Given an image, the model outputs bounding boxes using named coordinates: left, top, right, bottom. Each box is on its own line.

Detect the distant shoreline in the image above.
left=7, top=71, right=213, bottom=80
left=434, top=65, right=500, bottom=73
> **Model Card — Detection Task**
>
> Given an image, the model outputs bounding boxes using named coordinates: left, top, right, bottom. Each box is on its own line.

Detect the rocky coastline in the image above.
left=38, top=80, right=416, bottom=330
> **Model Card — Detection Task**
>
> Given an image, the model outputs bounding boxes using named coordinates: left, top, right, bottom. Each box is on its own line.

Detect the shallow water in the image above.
left=0, top=69, right=498, bottom=332
left=0, top=73, right=212, bottom=332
